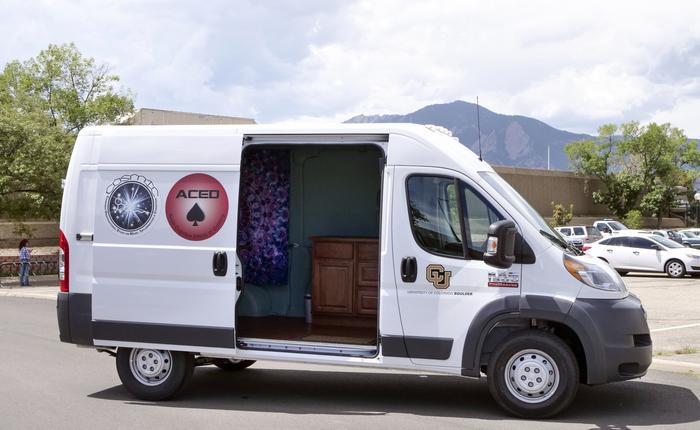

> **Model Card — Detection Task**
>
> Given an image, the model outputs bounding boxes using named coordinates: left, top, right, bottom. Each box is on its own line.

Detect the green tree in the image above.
left=566, top=122, right=700, bottom=225
left=0, top=43, right=133, bottom=219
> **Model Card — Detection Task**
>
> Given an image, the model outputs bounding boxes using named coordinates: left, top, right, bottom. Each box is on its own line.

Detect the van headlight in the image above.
left=563, top=254, right=626, bottom=292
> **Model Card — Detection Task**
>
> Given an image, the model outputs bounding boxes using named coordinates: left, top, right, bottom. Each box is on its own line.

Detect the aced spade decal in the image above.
left=166, top=173, right=228, bottom=241
left=186, top=203, right=205, bottom=226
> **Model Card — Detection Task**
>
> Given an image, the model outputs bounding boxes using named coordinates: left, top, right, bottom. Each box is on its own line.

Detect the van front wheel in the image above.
left=487, top=331, right=579, bottom=419
left=116, top=348, right=194, bottom=401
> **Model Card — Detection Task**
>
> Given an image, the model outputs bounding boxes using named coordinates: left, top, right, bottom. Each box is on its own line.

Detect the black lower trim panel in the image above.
left=93, top=320, right=234, bottom=349
left=382, top=335, right=453, bottom=360
left=56, top=292, right=93, bottom=346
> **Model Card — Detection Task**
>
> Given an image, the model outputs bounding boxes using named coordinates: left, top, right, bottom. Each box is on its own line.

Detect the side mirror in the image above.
left=484, top=220, right=517, bottom=269
left=650, top=244, right=660, bottom=250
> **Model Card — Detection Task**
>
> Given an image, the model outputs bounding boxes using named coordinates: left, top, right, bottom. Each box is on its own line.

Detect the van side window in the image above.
left=406, top=176, right=464, bottom=257
left=560, top=228, right=571, bottom=236
left=462, top=183, right=504, bottom=258
left=573, top=227, right=584, bottom=235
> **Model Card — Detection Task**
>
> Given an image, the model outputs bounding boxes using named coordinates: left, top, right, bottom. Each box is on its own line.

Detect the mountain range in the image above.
left=345, top=100, right=594, bottom=170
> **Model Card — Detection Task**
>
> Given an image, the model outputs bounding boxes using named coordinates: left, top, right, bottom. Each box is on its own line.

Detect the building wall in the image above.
left=125, top=108, right=256, bottom=125
left=493, top=166, right=610, bottom=216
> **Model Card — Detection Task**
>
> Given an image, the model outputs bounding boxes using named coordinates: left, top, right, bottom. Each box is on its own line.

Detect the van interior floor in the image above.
left=236, top=316, right=377, bottom=346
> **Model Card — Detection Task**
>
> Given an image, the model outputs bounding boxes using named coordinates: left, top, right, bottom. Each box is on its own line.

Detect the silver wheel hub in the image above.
left=505, top=349, right=559, bottom=404
left=668, top=262, right=683, bottom=276
left=129, top=349, right=172, bottom=386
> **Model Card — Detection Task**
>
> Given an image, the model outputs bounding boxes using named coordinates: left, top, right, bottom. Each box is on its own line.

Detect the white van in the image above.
left=57, top=124, right=651, bottom=418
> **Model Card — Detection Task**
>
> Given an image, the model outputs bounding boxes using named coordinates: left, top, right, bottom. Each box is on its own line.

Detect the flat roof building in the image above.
left=123, top=108, right=256, bottom=126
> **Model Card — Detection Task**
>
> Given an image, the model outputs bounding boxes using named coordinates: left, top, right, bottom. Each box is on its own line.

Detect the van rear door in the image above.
left=90, top=132, right=242, bottom=353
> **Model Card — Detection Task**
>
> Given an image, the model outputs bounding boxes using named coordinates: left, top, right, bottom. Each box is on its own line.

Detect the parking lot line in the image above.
left=651, top=323, right=700, bottom=333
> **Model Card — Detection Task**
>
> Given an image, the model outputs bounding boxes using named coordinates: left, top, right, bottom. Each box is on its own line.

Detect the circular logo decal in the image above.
left=166, top=173, right=229, bottom=241
left=105, top=174, right=158, bottom=235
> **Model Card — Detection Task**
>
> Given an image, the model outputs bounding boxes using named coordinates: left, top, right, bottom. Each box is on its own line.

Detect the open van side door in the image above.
left=90, top=133, right=242, bottom=353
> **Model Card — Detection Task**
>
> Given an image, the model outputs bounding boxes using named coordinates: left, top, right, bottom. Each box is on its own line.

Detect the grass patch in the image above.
left=675, top=346, right=699, bottom=355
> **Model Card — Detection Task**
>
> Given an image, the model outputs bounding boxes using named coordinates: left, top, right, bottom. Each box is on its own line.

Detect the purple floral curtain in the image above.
left=237, top=149, right=290, bottom=285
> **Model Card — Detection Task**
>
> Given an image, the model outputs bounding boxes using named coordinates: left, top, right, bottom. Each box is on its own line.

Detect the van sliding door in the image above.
left=90, top=133, right=242, bottom=353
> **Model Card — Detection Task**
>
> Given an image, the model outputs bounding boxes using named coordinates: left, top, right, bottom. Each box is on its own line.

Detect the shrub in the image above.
left=551, top=202, right=574, bottom=227
left=622, top=209, right=643, bottom=229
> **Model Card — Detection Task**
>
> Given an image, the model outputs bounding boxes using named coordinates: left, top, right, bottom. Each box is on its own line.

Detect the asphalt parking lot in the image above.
left=0, top=295, right=699, bottom=429
left=623, top=273, right=700, bottom=367
left=1, top=273, right=699, bottom=428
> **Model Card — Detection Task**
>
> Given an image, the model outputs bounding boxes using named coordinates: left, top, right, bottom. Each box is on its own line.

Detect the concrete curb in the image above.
left=0, top=287, right=58, bottom=300
left=651, top=358, right=700, bottom=374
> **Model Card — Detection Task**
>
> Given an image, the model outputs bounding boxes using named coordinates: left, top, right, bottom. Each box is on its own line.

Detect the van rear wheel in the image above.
left=214, top=359, right=256, bottom=371
left=487, top=330, right=578, bottom=419
left=116, top=348, right=194, bottom=401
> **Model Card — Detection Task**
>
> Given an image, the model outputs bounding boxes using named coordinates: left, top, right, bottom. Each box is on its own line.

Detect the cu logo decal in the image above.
left=426, top=264, right=452, bottom=289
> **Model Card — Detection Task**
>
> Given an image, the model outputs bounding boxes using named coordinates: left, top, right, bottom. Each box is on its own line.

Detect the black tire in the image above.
left=665, top=259, right=686, bottom=278
left=487, top=330, right=579, bottom=419
left=116, top=347, right=194, bottom=401
left=213, top=359, right=256, bottom=371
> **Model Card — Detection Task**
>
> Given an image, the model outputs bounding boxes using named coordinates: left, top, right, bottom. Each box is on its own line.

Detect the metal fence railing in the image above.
left=0, top=260, right=59, bottom=277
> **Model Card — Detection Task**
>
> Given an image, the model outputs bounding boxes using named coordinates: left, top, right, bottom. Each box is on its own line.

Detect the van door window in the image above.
left=461, top=183, right=504, bottom=258
left=573, top=227, right=584, bottom=235
left=406, top=176, right=463, bottom=257
left=560, top=228, right=571, bottom=236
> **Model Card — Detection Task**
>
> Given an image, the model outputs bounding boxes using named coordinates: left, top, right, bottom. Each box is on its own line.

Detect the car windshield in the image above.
left=586, top=226, right=599, bottom=236
left=650, top=236, right=685, bottom=249
left=608, top=221, right=628, bottom=231
left=479, top=171, right=574, bottom=252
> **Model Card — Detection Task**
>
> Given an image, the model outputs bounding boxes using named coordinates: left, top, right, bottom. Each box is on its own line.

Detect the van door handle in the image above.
left=401, top=257, right=417, bottom=283
left=606, top=249, right=613, bottom=253
left=213, top=252, right=228, bottom=277
left=633, top=251, right=640, bottom=255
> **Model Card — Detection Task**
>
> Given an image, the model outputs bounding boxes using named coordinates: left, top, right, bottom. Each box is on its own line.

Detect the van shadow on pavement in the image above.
left=89, top=367, right=700, bottom=427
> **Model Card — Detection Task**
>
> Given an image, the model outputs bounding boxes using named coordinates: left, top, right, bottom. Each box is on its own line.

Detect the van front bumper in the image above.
left=567, top=294, right=652, bottom=385
left=56, top=292, right=93, bottom=346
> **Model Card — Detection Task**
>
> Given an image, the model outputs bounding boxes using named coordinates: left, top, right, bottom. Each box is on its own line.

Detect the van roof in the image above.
left=77, top=123, right=495, bottom=174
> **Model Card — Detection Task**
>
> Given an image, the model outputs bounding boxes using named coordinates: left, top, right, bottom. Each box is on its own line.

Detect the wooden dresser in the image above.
left=310, top=237, right=378, bottom=326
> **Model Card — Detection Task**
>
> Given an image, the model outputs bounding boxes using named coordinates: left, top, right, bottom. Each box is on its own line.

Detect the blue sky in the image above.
left=3, top=0, right=700, bottom=135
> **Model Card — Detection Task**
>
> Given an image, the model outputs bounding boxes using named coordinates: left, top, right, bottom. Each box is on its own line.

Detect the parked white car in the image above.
left=555, top=225, right=603, bottom=246
left=584, top=234, right=700, bottom=278
left=593, top=220, right=630, bottom=236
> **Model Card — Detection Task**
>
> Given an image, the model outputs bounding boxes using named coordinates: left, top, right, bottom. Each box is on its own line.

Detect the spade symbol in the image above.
left=187, top=203, right=205, bottom=226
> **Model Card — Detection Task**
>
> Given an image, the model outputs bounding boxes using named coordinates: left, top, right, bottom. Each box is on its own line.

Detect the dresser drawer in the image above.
left=314, top=241, right=354, bottom=260
left=356, top=288, right=377, bottom=315
left=357, top=261, right=378, bottom=287
left=357, top=242, right=378, bottom=261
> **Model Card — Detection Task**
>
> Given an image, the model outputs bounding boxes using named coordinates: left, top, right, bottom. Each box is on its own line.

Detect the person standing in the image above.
left=18, top=239, right=31, bottom=286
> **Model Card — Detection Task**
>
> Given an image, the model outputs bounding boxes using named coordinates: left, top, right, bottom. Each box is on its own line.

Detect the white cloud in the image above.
left=2, top=0, right=700, bottom=135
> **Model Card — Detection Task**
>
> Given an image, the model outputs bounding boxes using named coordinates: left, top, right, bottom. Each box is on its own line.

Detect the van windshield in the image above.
left=479, top=171, right=571, bottom=251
